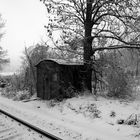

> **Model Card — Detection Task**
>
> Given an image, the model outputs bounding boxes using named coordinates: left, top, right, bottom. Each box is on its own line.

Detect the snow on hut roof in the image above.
left=36, top=59, right=83, bottom=66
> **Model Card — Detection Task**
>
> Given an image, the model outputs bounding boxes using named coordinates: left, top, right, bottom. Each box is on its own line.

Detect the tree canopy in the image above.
left=41, top=0, right=140, bottom=91
left=42, top=0, right=140, bottom=51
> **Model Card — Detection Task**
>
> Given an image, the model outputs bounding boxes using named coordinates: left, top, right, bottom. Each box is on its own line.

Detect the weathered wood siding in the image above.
left=36, top=60, right=83, bottom=100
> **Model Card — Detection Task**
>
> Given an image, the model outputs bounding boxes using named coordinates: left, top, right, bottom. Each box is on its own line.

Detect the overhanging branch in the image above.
left=92, top=45, right=140, bottom=55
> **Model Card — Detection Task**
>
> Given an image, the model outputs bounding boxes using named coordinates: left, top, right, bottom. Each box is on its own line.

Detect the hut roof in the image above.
left=36, top=59, right=83, bottom=66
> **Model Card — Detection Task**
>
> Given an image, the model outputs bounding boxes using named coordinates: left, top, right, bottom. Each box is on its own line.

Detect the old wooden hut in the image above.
left=35, top=59, right=84, bottom=100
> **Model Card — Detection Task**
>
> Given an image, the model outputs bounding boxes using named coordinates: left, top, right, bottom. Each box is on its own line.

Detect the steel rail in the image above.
left=0, top=109, right=62, bottom=140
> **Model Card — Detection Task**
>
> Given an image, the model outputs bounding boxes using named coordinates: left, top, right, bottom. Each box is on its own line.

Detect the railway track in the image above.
left=0, top=109, right=62, bottom=140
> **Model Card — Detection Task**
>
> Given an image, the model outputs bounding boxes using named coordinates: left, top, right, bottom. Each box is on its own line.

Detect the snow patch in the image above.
left=0, top=95, right=140, bottom=140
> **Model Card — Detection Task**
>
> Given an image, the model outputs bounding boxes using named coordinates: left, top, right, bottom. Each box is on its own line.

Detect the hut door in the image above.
left=43, top=72, right=59, bottom=100
left=44, top=76, right=51, bottom=100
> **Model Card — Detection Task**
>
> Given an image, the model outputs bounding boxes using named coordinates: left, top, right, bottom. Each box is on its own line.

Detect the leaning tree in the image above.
left=41, top=0, right=140, bottom=92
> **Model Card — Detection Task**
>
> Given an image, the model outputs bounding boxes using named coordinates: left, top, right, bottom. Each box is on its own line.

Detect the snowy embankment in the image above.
left=0, top=95, right=140, bottom=140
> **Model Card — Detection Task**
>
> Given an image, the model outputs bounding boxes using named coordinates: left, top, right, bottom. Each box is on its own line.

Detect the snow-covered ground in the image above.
left=0, top=94, right=140, bottom=140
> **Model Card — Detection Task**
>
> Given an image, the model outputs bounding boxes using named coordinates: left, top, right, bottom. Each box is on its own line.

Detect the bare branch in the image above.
left=93, top=45, right=140, bottom=55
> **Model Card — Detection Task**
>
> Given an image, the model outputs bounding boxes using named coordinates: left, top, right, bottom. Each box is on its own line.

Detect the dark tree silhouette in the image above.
left=41, top=0, right=140, bottom=92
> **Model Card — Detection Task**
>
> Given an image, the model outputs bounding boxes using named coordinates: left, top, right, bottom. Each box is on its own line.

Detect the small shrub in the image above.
left=106, top=67, right=132, bottom=99
left=13, top=90, right=30, bottom=101
left=81, top=103, right=101, bottom=118
left=96, top=51, right=134, bottom=98
left=64, top=85, right=78, bottom=98
left=1, top=84, right=31, bottom=101
left=1, top=85, right=17, bottom=99
left=67, top=102, right=101, bottom=119
left=59, top=84, right=79, bottom=100
left=110, top=111, right=116, bottom=117
left=48, top=99, right=59, bottom=107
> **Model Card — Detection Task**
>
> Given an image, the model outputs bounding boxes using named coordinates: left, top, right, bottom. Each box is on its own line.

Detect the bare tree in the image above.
left=41, top=0, right=140, bottom=92
left=21, top=44, right=57, bottom=95
left=0, top=14, right=9, bottom=70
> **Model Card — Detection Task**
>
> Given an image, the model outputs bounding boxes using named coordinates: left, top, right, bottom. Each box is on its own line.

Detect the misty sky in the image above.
left=0, top=0, right=48, bottom=73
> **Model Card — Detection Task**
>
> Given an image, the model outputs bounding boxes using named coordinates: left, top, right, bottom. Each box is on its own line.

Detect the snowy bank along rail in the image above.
left=0, top=109, right=62, bottom=140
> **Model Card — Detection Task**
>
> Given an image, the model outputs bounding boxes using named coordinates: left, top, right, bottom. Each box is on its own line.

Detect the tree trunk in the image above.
left=83, top=0, right=93, bottom=92
left=83, top=23, right=93, bottom=92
